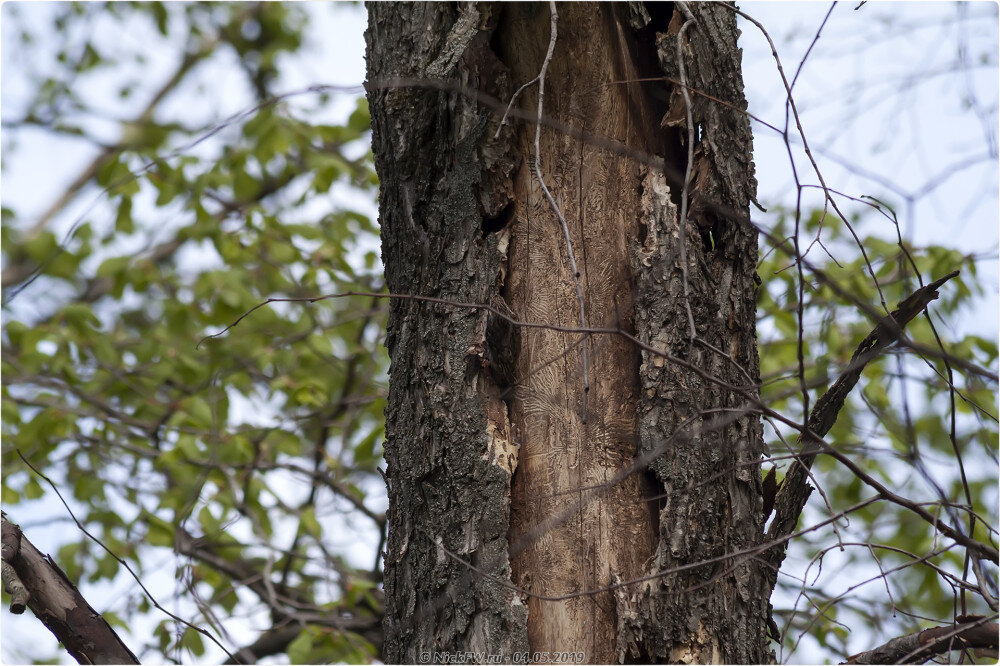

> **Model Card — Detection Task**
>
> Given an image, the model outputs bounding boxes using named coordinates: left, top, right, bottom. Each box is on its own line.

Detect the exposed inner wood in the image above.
left=499, top=5, right=665, bottom=661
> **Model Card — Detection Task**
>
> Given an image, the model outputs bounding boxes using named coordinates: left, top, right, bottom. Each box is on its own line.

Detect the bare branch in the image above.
left=845, top=616, right=999, bottom=664
left=766, top=270, right=966, bottom=573
left=1, top=513, right=140, bottom=664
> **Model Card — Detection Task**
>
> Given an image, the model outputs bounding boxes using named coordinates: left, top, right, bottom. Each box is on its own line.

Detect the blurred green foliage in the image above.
left=757, top=206, right=998, bottom=656
left=2, top=2, right=384, bottom=663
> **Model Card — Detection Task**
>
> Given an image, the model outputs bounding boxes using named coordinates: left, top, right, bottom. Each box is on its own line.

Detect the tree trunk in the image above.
left=366, top=2, right=770, bottom=663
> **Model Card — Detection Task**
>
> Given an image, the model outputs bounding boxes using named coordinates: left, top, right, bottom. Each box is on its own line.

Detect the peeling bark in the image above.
left=619, top=5, right=770, bottom=663
left=368, top=3, right=769, bottom=663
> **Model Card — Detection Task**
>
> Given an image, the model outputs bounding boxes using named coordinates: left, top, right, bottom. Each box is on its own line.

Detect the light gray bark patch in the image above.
left=426, top=4, right=483, bottom=78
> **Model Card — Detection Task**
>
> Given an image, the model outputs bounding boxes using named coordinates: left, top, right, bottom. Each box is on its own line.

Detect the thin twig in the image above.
left=198, top=275, right=998, bottom=565
left=527, top=1, right=591, bottom=422
left=432, top=497, right=882, bottom=603
left=676, top=16, right=699, bottom=342
left=16, top=450, right=240, bottom=663
left=728, top=4, right=888, bottom=311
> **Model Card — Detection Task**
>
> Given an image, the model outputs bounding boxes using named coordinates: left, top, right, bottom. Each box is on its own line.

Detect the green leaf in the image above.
left=180, top=627, right=205, bottom=657
left=143, top=511, right=175, bottom=548
left=96, top=255, right=131, bottom=279
left=73, top=473, right=106, bottom=503
left=287, top=629, right=315, bottom=665
left=115, top=195, right=135, bottom=233
left=348, top=98, right=371, bottom=132
left=233, top=169, right=258, bottom=201
left=58, top=542, right=83, bottom=581
left=23, top=477, right=44, bottom=500
left=1, top=486, right=20, bottom=504
left=301, top=506, right=321, bottom=537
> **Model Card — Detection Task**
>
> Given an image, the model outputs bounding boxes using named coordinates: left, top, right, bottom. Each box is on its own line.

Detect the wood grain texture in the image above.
left=498, top=5, right=662, bottom=662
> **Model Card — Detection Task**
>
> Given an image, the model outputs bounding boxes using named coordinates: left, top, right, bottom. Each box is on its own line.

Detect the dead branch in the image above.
left=765, top=271, right=962, bottom=575
left=1, top=513, right=139, bottom=664
left=844, top=616, right=999, bottom=664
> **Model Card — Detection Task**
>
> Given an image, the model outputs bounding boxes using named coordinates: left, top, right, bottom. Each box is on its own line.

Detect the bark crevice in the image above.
left=367, top=5, right=528, bottom=661
left=620, top=3, right=770, bottom=663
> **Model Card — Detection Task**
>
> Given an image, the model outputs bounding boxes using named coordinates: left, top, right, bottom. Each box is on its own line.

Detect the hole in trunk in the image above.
left=482, top=201, right=515, bottom=236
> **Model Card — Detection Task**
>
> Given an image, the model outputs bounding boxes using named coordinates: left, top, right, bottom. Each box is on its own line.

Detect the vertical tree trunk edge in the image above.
left=366, top=3, right=771, bottom=663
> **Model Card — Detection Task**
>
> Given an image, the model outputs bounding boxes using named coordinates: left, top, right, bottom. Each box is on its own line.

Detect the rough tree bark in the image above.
left=366, top=2, right=770, bottom=663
